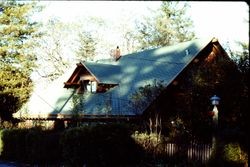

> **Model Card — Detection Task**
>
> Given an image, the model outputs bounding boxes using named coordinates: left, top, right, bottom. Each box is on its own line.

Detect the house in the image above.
left=14, top=37, right=230, bottom=122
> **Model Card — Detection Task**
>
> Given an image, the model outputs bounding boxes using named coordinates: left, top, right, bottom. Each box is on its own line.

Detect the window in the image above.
left=84, top=80, right=97, bottom=93
left=87, top=81, right=97, bottom=93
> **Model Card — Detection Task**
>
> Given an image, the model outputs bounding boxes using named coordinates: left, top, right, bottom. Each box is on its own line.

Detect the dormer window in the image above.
left=64, top=62, right=119, bottom=94
left=79, top=80, right=97, bottom=94
left=86, top=81, right=97, bottom=93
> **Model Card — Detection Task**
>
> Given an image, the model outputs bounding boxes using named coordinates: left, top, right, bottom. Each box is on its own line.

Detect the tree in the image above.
left=67, top=94, right=85, bottom=127
left=226, top=42, right=249, bottom=134
left=0, top=0, right=41, bottom=122
left=75, top=31, right=96, bottom=61
left=130, top=80, right=164, bottom=115
left=33, top=19, right=74, bottom=83
left=228, top=42, right=249, bottom=83
left=130, top=80, right=165, bottom=136
left=136, top=1, right=195, bottom=50
left=34, top=17, right=105, bottom=83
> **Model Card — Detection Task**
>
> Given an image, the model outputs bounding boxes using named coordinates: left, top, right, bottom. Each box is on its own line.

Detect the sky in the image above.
left=35, top=1, right=249, bottom=45
left=189, top=2, right=248, bottom=45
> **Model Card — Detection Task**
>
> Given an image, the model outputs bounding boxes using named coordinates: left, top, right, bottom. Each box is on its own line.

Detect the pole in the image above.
left=212, top=105, right=218, bottom=128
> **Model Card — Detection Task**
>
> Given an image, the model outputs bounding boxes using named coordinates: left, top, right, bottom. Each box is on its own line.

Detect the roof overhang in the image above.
left=14, top=113, right=140, bottom=122
left=64, top=62, right=100, bottom=88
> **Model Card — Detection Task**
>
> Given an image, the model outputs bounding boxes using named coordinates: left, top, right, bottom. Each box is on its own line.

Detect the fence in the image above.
left=158, top=141, right=213, bottom=164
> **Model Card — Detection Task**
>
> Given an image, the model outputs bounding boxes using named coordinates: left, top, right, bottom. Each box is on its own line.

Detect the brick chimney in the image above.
left=115, top=46, right=121, bottom=61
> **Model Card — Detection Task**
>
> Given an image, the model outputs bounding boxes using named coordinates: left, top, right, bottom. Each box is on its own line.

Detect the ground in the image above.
left=0, top=161, right=30, bottom=167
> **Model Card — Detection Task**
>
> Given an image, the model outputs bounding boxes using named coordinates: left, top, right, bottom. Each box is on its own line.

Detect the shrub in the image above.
left=208, top=140, right=248, bottom=167
left=0, top=123, right=143, bottom=166
left=223, top=143, right=248, bottom=166
left=60, top=126, right=92, bottom=166
left=0, top=129, right=3, bottom=156
left=25, top=128, right=61, bottom=164
left=0, top=128, right=28, bottom=161
left=60, top=124, right=143, bottom=166
left=0, top=128, right=61, bottom=165
left=89, top=124, right=142, bottom=166
left=132, top=132, right=162, bottom=153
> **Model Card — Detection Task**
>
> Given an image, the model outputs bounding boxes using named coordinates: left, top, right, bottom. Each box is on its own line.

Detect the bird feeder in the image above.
left=210, top=95, right=220, bottom=106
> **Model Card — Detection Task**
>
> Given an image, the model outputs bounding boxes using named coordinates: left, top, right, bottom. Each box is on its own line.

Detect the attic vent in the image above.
left=185, top=49, right=189, bottom=56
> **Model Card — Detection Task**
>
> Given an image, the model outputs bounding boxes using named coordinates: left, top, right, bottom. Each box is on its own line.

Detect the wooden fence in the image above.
left=158, top=141, right=213, bottom=164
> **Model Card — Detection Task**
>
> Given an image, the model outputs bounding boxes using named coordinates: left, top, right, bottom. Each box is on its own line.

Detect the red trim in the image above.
left=63, top=62, right=100, bottom=88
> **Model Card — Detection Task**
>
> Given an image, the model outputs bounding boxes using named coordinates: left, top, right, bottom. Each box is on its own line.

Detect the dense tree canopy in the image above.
left=136, top=1, right=195, bottom=50
left=0, top=0, right=41, bottom=122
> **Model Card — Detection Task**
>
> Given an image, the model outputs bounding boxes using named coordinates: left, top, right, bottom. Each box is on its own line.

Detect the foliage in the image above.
left=33, top=19, right=74, bottom=82
left=25, top=128, right=61, bottom=164
left=136, top=1, right=195, bottom=50
left=0, top=128, right=61, bottom=165
left=0, top=0, right=41, bottom=70
left=223, top=143, right=248, bottom=165
left=228, top=42, right=249, bottom=76
left=208, top=139, right=248, bottom=167
left=132, top=131, right=162, bottom=155
left=168, top=117, right=191, bottom=143
left=67, top=94, right=85, bottom=127
left=131, top=44, right=246, bottom=142
left=33, top=17, right=105, bottom=83
left=72, top=94, right=85, bottom=117
left=0, top=0, right=41, bottom=122
left=226, top=42, right=249, bottom=133
left=0, top=66, right=33, bottom=121
left=76, top=30, right=97, bottom=61
left=61, top=124, right=142, bottom=166
left=132, top=131, right=210, bottom=166
left=0, top=128, right=28, bottom=161
left=130, top=80, right=192, bottom=141
left=0, top=124, right=143, bottom=166
left=60, top=127, right=90, bottom=166
left=172, top=50, right=246, bottom=139
left=130, top=80, right=164, bottom=114
left=0, top=129, right=3, bottom=155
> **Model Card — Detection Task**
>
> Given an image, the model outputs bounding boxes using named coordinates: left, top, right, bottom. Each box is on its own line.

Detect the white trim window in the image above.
left=86, top=80, right=97, bottom=93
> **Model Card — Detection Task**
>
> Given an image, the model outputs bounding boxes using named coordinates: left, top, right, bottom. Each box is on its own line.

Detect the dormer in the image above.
left=64, top=62, right=120, bottom=94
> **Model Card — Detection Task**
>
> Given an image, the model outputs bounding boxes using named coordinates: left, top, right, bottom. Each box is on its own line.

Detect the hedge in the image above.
left=0, top=128, right=61, bottom=165
left=0, top=128, right=28, bottom=161
left=0, top=124, right=143, bottom=166
left=61, top=124, right=143, bottom=166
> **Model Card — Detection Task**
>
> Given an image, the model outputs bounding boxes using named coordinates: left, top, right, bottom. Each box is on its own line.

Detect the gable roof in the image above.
left=14, top=38, right=216, bottom=120
left=83, top=62, right=121, bottom=84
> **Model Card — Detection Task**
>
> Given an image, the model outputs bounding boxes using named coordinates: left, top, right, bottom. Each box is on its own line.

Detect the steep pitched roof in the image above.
left=87, top=38, right=212, bottom=115
left=14, top=38, right=215, bottom=119
left=83, top=62, right=121, bottom=84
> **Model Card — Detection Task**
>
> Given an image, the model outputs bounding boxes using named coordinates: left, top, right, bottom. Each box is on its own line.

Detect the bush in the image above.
left=0, top=128, right=28, bottom=161
left=60, top=126, right=92, bottom=166
left=25, top=128, right=61, bottom=164
left=0, top=129, right=3, bottom=155
left=0, top=124, right=143, bottom=166
left=208, top=140, right=248, bottom=167
left=0, top=128, right=61, bottom=165
left=90, top=124, right=142, bottom=166
left=60, top=124, right=143, bottom=166
left=223, top=143, right=248, bottom=166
